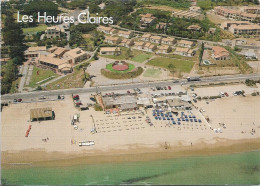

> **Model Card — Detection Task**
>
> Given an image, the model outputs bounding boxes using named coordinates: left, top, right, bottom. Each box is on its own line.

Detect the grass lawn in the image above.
left=131, top=52, right=152, bottom=63
left=106, top=63, right=135, bottom=73
left=28, top=67, right=59, bottom=88
left=147, top=57, right=194, bottom=73
left=101, top=47, right=152, bottom=63
left=143, top=68, right=161, bottom=78
left=23, top=24, right=47, bottom=34
left=46, top=69, right=86, bottom=90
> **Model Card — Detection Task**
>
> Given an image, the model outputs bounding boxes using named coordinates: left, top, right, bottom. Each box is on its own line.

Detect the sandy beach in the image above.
left=1, top=93, right=260, bottom=167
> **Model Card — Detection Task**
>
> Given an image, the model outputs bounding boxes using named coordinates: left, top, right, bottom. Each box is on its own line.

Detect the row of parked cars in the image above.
left=151, top=92, right=177, bottom=98
left=151, top=86, right=172, bottom=91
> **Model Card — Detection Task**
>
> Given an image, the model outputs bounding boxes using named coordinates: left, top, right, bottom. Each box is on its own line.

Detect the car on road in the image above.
left=127, top=90, right=131, bottom=94
left=173, top=80, right=179, bottom=83
left=13, top=99, right=17, bottom=102
left=39, top=95, right=46, bottom=100
left=224, top=92, right=229, bottom=97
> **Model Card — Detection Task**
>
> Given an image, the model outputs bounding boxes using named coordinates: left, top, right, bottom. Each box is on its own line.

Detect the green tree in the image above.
left=2, top=11, right=26, bottom=64
left=168, top=63, right=175, bottom=74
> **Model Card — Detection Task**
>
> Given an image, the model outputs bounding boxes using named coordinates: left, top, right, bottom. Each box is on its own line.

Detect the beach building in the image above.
left=58, top=63, right=73, bottom=74
left=208, top=28, right=216, bottom=34
left=187, top=25, right=201, bottom=32
left=38, top=55, right=69, bottom=72
left=161, top=37, right=176, bottom=45
left=137, top=97, right=152, bottom=108
left=102, top=94, right=138, bottom=111
left=104, top=36, right=121, bottom=45
left=229, top=24, right=260, bottom=35
left=141, top=33, right=152, bottom=42
left=133, top=41, right=145, bottom=50
left=243, top=6, right=260, bottom=14
left=214, top=6, right=241, bottom=20
left=120, top=39, right=134, bottom=48
left=178, top=40, right=194, bottom=48
left=140, top=13, right=157, bottom=28
left=240, top=12, right=258, bottom=22
left=189, top=6, right=201, bottom=13
left=220, top=21, right=250, bottom=30
left=244, top=49, right=258, bottom=59
left=30, top=107, right=54, bottom=122
left=63, top=48, right=89, bottom=64
left=167, top=98, right=191, bottom=110
left=100, top=47, right=121, bottom=55
left=150, top=36, right=162, bottom=44
left=47, top=46, right=58, bottom=53
left=24, top=46, right=47, bottom=59
left=156, top=22, right=167, bottom=30
left=172, top=10, right=203, bottom=20
left=158, top=45, right=171, bottom=54
left=45, top=26, right=64, bottom=39
left=117, top=30, right=134, bottom=38
left=143, top=42, right=157, bottom=52
left=49, top=47, right=69, bottom=58
left=97, top=26, right=113, bottom=34
left=212, top=46, right=230, bottom=60
left=174, top=47, right=195, bottom=57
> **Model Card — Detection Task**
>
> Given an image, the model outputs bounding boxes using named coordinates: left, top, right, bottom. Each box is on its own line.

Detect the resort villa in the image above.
left=100, top=47, right=121, bottom=55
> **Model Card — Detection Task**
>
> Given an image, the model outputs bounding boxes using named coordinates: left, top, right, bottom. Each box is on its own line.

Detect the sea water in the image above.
left=2, top=151, right=260, bottom=185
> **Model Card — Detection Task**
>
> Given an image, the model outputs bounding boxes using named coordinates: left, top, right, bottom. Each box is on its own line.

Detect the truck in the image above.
left=187, top=77, right=200, bottom=82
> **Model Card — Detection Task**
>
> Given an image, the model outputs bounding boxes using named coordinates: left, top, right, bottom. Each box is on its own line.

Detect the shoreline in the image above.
left=2, top=137, right=260, bottom=169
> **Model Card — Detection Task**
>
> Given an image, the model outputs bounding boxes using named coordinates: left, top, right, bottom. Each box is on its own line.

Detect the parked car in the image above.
left=73, top=95, right=79, bottom=100
left=224, top=92, right=229, bottom=97
left=39, top=95, right=46, bottom=99
left=18, top=99, right=22, bottom=102
left=168, top=86, right=171, bottom=90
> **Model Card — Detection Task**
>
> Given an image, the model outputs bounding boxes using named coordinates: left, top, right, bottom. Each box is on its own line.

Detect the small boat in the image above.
left=79, top=141, right=95, bottom=147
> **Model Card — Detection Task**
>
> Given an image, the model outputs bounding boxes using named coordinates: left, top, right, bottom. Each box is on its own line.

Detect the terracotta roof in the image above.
left=118, top=30, right=133, bottom=35
left=159, top=45, right=170, bottom=50
left=134, top=41, right=145, bottom=46
left=100, top=47, right=120, bottom=52
left=58, top=63, right=72, bottom=70
left=212, top=46, right=229, bottom=58
left=179, top=40, right=193, bottom=46
left=28, top=46, right=46, bottom=52
left=162, top=37, right=175, bottom=42
left=52, top=47, right=69, bottom=56
left=241, top=12, right=258, bottom=18
left=105, top=36, right=120, bottom=41
left=150, top=35, right=162, bottom=40
left=175, top=47, right=189, bottom=53
left=39, top=55, right=68, bottom=66
left=30, top=107, right=53, bottom=120
left=140, top=13, right=154, bottom=18
left=231, top=24, right=260, bottom=30
left=142, top=34, right=151, bottom=38
left=64, top=48, right=87, bottom=58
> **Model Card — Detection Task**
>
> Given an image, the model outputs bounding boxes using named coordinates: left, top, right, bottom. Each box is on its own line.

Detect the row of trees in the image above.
left=2, top=11, right=26, bottom=94
left=198, top=0, right=259, bottom=10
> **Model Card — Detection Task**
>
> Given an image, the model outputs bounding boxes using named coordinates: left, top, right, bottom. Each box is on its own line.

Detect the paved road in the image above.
left=2, top=73, right=260, bottom=102
left=18, top=64, right=28, bottom=92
